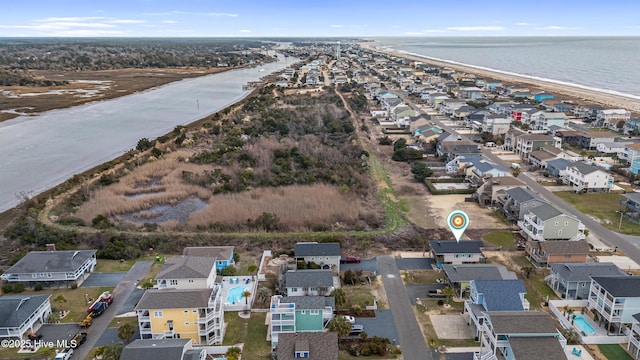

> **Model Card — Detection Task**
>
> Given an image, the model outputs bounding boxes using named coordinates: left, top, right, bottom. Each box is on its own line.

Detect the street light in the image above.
left=616, top=211, right=624, bottom=231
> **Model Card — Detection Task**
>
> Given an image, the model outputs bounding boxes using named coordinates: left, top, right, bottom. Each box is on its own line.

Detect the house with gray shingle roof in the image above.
left=621, top=192, right=640, bottom=223
left=475, top=311, right=567, bottom=360
left=120, top=339, right=205, bottom=360
left=276, top=332, right=338, bottom=360
left=588, top=276, right=640, bottom=335
left=465, top=280, right=529, bottom=338
left=563, top=161, right=614, bottom=193
left=518, top=203, right=586, bottom=242
left=628, top=313, right=640, bottom=359
left=476, top=176, right=525, bottom=207
left=0, top=295, right=51, bottom=339
left=499, top=187, right=545, bottom=222
left=443, top=264, right=517, bottom=298
left=548, top=263, right=626, bottom=299
left=429, top=240, right=486, bottom=268
left=135, top=286, right=224, bottom=345
left=1, top=248, right=96, bottom=285
left=294, top=242, right=341, bottom=273
left=156, top=256, right=217, bottom=290
left=546, top=158, right=572, bottom=178
left=269, top=295, right=335, bottom=348
left=182, top=246, right=235, bottom=270
left=285, top=270, right=335, bottom=296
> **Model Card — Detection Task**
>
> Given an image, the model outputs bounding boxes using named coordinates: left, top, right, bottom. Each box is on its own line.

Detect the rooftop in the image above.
left=429, top=240, right=485, bottom=254
left=487, top=311, right=559, bottom=334
left=156, top=256, right=216, bottom=280
left=508, top=337, right=567, bottom=360
left=529, top=203, right=564, bottom=221
left=591, top=276, right=640, bottom=297
left=279, top=296, right=335, bottom=310
left=505, top=187, right=540, bottom=203
left=182, top=246, right=234, bottom=260
left=550, top=263, right=626, bottom=282
left=540, top=240, right=590, bottom=255
left=285, top=270, right=334, bottom=288
left=569, top=161, right=604, bottom=175
left=120, top=339, right=192, bottom=360
left=294, top=242, right=341, bottom=257
left=0, top=295, right=51, bottom=328
left=443, top=264, right=516, bottom=282
left=3, top=250, right=96, bottom=274
left=277, top=332, right=338, bottom=360
left=135, top=288, right=214, bottom=310
left=473, top=279, right=526, bottom=311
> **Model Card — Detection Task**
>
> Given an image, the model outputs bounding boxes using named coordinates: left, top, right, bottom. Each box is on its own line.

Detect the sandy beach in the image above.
left=360, top=43, right=640, bottom=116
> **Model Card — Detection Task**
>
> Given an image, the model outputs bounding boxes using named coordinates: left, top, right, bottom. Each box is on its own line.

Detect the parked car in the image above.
left=341, top=315, right=355, bottom=324
left=349, top=324, right=364, bottom=335
left=54, top=348, right=73, bottom=360
left=340, top=255, right=361, bottom=264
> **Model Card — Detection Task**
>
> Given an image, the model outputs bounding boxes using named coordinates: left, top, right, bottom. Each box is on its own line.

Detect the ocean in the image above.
left=370, top=36, right=640, bottom=99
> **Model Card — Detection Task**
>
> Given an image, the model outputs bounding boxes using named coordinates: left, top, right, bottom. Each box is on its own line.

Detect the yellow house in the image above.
left=135, top=286, right=224, bottom=345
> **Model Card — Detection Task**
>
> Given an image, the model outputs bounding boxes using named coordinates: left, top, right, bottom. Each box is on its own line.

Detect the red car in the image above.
left=340, top=255, right=361, bottom=264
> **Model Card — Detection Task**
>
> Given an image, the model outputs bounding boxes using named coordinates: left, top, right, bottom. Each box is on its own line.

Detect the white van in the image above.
left=485, top=142, right=496, bottom=147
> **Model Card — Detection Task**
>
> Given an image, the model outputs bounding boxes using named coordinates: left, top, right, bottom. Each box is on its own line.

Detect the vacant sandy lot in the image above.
left=427, top=194, right=505, bottom=231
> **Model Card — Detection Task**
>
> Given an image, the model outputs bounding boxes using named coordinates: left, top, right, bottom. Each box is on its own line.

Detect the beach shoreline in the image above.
left=360, top=42, right=640, bottom=116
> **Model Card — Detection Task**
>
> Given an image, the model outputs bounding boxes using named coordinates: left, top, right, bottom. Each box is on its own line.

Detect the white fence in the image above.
left=548, top=300, right=629, bottom=344
left=257, top=250, right=272, bottom=281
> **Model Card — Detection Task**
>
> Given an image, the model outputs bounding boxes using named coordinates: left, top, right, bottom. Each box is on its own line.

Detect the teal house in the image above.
left=269, top=295, right=335, bottom=349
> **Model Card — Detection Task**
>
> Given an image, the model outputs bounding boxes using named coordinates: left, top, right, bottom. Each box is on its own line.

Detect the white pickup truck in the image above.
left=54, top=348, right=73, bottom=360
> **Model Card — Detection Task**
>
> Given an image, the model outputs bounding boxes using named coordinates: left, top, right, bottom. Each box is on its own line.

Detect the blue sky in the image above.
left=2, top=0, right=640, bottom=37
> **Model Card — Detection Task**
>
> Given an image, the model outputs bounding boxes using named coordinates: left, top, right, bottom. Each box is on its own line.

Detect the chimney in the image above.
left=45, top=244, right=56, bottom=252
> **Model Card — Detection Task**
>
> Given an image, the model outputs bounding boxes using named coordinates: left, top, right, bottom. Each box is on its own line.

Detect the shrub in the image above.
left=2, top=284, right=13, bottom=293
left=220, top=265, right=237, bottom=276
left=34, top=283, right=43, bottom=291
left=437, top=299, right=444, bottom=306
left=247, top=264, right=258, bottom=274
left=70, top=282, right=78, bottom=290
left=12, top=283, right=25, bottom=293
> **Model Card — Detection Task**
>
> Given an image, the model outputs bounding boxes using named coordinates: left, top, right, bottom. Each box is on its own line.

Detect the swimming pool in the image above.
left=574, top=316, right=596, bottom=335
left=227, top=285, right=247, bottom=303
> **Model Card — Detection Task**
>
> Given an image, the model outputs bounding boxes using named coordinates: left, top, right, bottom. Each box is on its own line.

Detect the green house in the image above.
left=269, top=295, right=335, bottom=349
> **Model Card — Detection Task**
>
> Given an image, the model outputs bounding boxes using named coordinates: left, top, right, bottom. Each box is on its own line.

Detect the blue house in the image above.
left=546, top=158, right=571, bottom=178
left=464, top=279, right=529, bottom=338
left=183, top=246, right=235, bottom=270
left=534, top=92, right=555, bottom=103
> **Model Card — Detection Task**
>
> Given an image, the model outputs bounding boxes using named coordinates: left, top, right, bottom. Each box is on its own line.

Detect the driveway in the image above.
left=340, top=258, right=378, bottom=273
left=73, top=261, right=152, bottom=360
left=405, top=284, right=447, bottom=305
left=396, top=258, right=435, bottom=270
left=354, top=310, right=399, bottom=343
left=94, top=326, right=141, bottom=347
left=36, top=324, right=81, bottom=344
left=378, top=255, right=436, bottom=360
left=81, top=272, right=126, bottom=287
left=117, top=288, right=146, bottom=315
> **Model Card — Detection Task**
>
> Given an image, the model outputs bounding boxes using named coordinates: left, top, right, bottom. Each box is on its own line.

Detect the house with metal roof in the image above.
left=269, top=295, right=335, bottom=349
left=526, top=240, right=590, bottom=268
left=0, top=294, right=51, bottom=339
left=294, top=242, right=341, bottom=272
left=588, top=276, right=640, bottom=335
left=547, top=263, right=626, bottom=299
left=182, top=246, right=235, bottom=270
left=135, top=286, right=224, bottom=345
left=429, top=240, right=486, bottom=268
left=1, top=248, right=96, bottom=286
left=443, top=264, right=517, bottom=298
left=562, top=161, right=614, bottom=193
left=498, top=187, right=546, bottom=222
left=475, top=311, right=567, bottom=360
left=464, top=280, right=529, bottom=339
left=120, top=338, right=205, bottom=360
left=285, top=270, right=335, bottom=296
left=518, top=203, right=586, bottom=242
left=156, top=256, right=217, bottom=290
left=276, top=332, right=338, bottom=360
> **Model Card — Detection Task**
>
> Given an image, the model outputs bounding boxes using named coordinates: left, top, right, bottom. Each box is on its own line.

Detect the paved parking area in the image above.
left=341, top=258, right=378, bottom=273
left=396, top=258, right=435, bottom=270
left=443, top=353, right=475, bottom=360
left=36, top=324, right=81, bottom=343
left=94, top=326, right=141, bottom=347
left=81, top=272, right=126, bottom=287
left=354, top=310, right=399, bottom=344
left=405, top=284, right=447, bottom=305
left=430, top=315, right=474, bottom=339
left=117, top=288, right=145, bottom=315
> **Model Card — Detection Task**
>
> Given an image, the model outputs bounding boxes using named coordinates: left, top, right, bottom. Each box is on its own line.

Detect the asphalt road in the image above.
left=377, top=256, right=436, bottom=360
left=74, top=260, right=152, bottom=360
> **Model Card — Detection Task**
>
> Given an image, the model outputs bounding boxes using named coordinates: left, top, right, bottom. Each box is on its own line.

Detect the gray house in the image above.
left=443, top=264, right=517, bottom=298
left=518, top=203, right=586, bottom=241
left=285, top=270, right=335, bottom=296
left=294, top=242, right=341, bottom=272
left=498, top=187, right=546, bottom=222
left=0, top=294, right=52, bottom=339
left=1, top=248, right=97, bottom=286
left=546, top=158, right=571, bottom=178
left=621, top=192, right=640, bottom=223
left=120, top=339, right=205, bottom=360
left=547, top=263, right=626, bottom=299
left=430, top=240, right=486, bottom=267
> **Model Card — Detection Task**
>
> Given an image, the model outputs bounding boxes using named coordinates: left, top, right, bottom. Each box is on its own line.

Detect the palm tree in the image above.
left=117, top=323, right=136, bottom=344
left=53, top=294, right=67, bottom=311
left=242, top=290, right=252, bottom=306
left=226, top=347, right=242, bottom=360
left=330, top=288, right=347, bottom=309
left=442, top=286, right=455, bottom=302
left=102, top=343, right=124, bottom=360
left=328, top=316, right=351, bottom=337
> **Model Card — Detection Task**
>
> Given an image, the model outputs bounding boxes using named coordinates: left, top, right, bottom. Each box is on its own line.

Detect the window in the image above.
left=32, top=274, right=38, bottom=278
left=295, top=351, right=309, bottom=358
left=192, top=310, right=197, bottom=313
left=39, top=273, right=45, bottom=278
left=300, top=310, right=306, bottom=314
left=310, top=287, right=317, bottom=292
left=184, top=310, right=189, bottom=314
left=47, top=273, right=52, bottom=278
left=564, top=221, right=569, bottom=226
left=555, top=221, right=559, bottom=226
left=185, top=322, right=190, bottom=326
left=558, top=230, right=563, bottom=236
left=153, top=311, right=163, bottom=318
left=291, top=288, right=297, bottom=292
left=188, top=279, right=193, bottom=283
left=310, top=310, right=319, bottom=315
left=170, top=280, right=178, bottom=285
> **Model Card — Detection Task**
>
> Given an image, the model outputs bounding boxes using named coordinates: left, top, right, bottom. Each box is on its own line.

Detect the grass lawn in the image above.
left=598, top=344, right=633, bottom=360
left=223, top=312, right=270, bottom=360
left=482, top=231, right=516, bottom=248
left=402, top=270, right=442, bottom=284
left=554, top=191, right=640, bottom=235
left=108, top=316, right=138, bottom=328
left=0, top=346, right=58, bottom=359
left=20, top=286, right=113, bottom=323
left=341, top=284, right=376, bottom=309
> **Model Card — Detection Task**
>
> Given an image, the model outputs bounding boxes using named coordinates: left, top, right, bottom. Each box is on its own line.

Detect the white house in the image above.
left=294, top=242, right=341, bottom=272
left=285, top=270, right=335, bottom=296
left=588, top=276, right=640, bottom=335
left=0, top=295, right=51, bottom=339
left=597, top=109, right=631, bottom=130
left=156, top=256, right=217, bottom=290
left=562, top=161, right=614, bottom=192
left=1, top=247, right=96, bottom=286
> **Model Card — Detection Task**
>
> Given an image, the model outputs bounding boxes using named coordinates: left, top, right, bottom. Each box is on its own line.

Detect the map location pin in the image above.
left=447, top=210, right=469, bottom=242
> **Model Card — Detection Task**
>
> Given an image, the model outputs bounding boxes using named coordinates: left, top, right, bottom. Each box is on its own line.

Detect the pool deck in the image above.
left=221, top=275, right=258, bottom=311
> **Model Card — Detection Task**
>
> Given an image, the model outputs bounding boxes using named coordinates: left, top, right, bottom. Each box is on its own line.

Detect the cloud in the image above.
left=143, top=11, right=238, bottom=17
left=536, top=26, right=582, bottom=30
left=423, top=29, right=448, bottom=33
left=239, top=29, right=252, bottom=33
left=446, top=26, right=505, bottom=31
left=515, top=22, right=532, bottom=26
left=206, top=12, right=238, bottom=17
left=34, top=16, right=105, bottom=22
left=48, top=29, right=125, bottom=36
left=330, top=24, right=344, bottom=28
left=162, top=20, right=178, bottom=24
left=404, top=32, right=423, bottom=36
left=106, top=19, right=147, bottom=24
